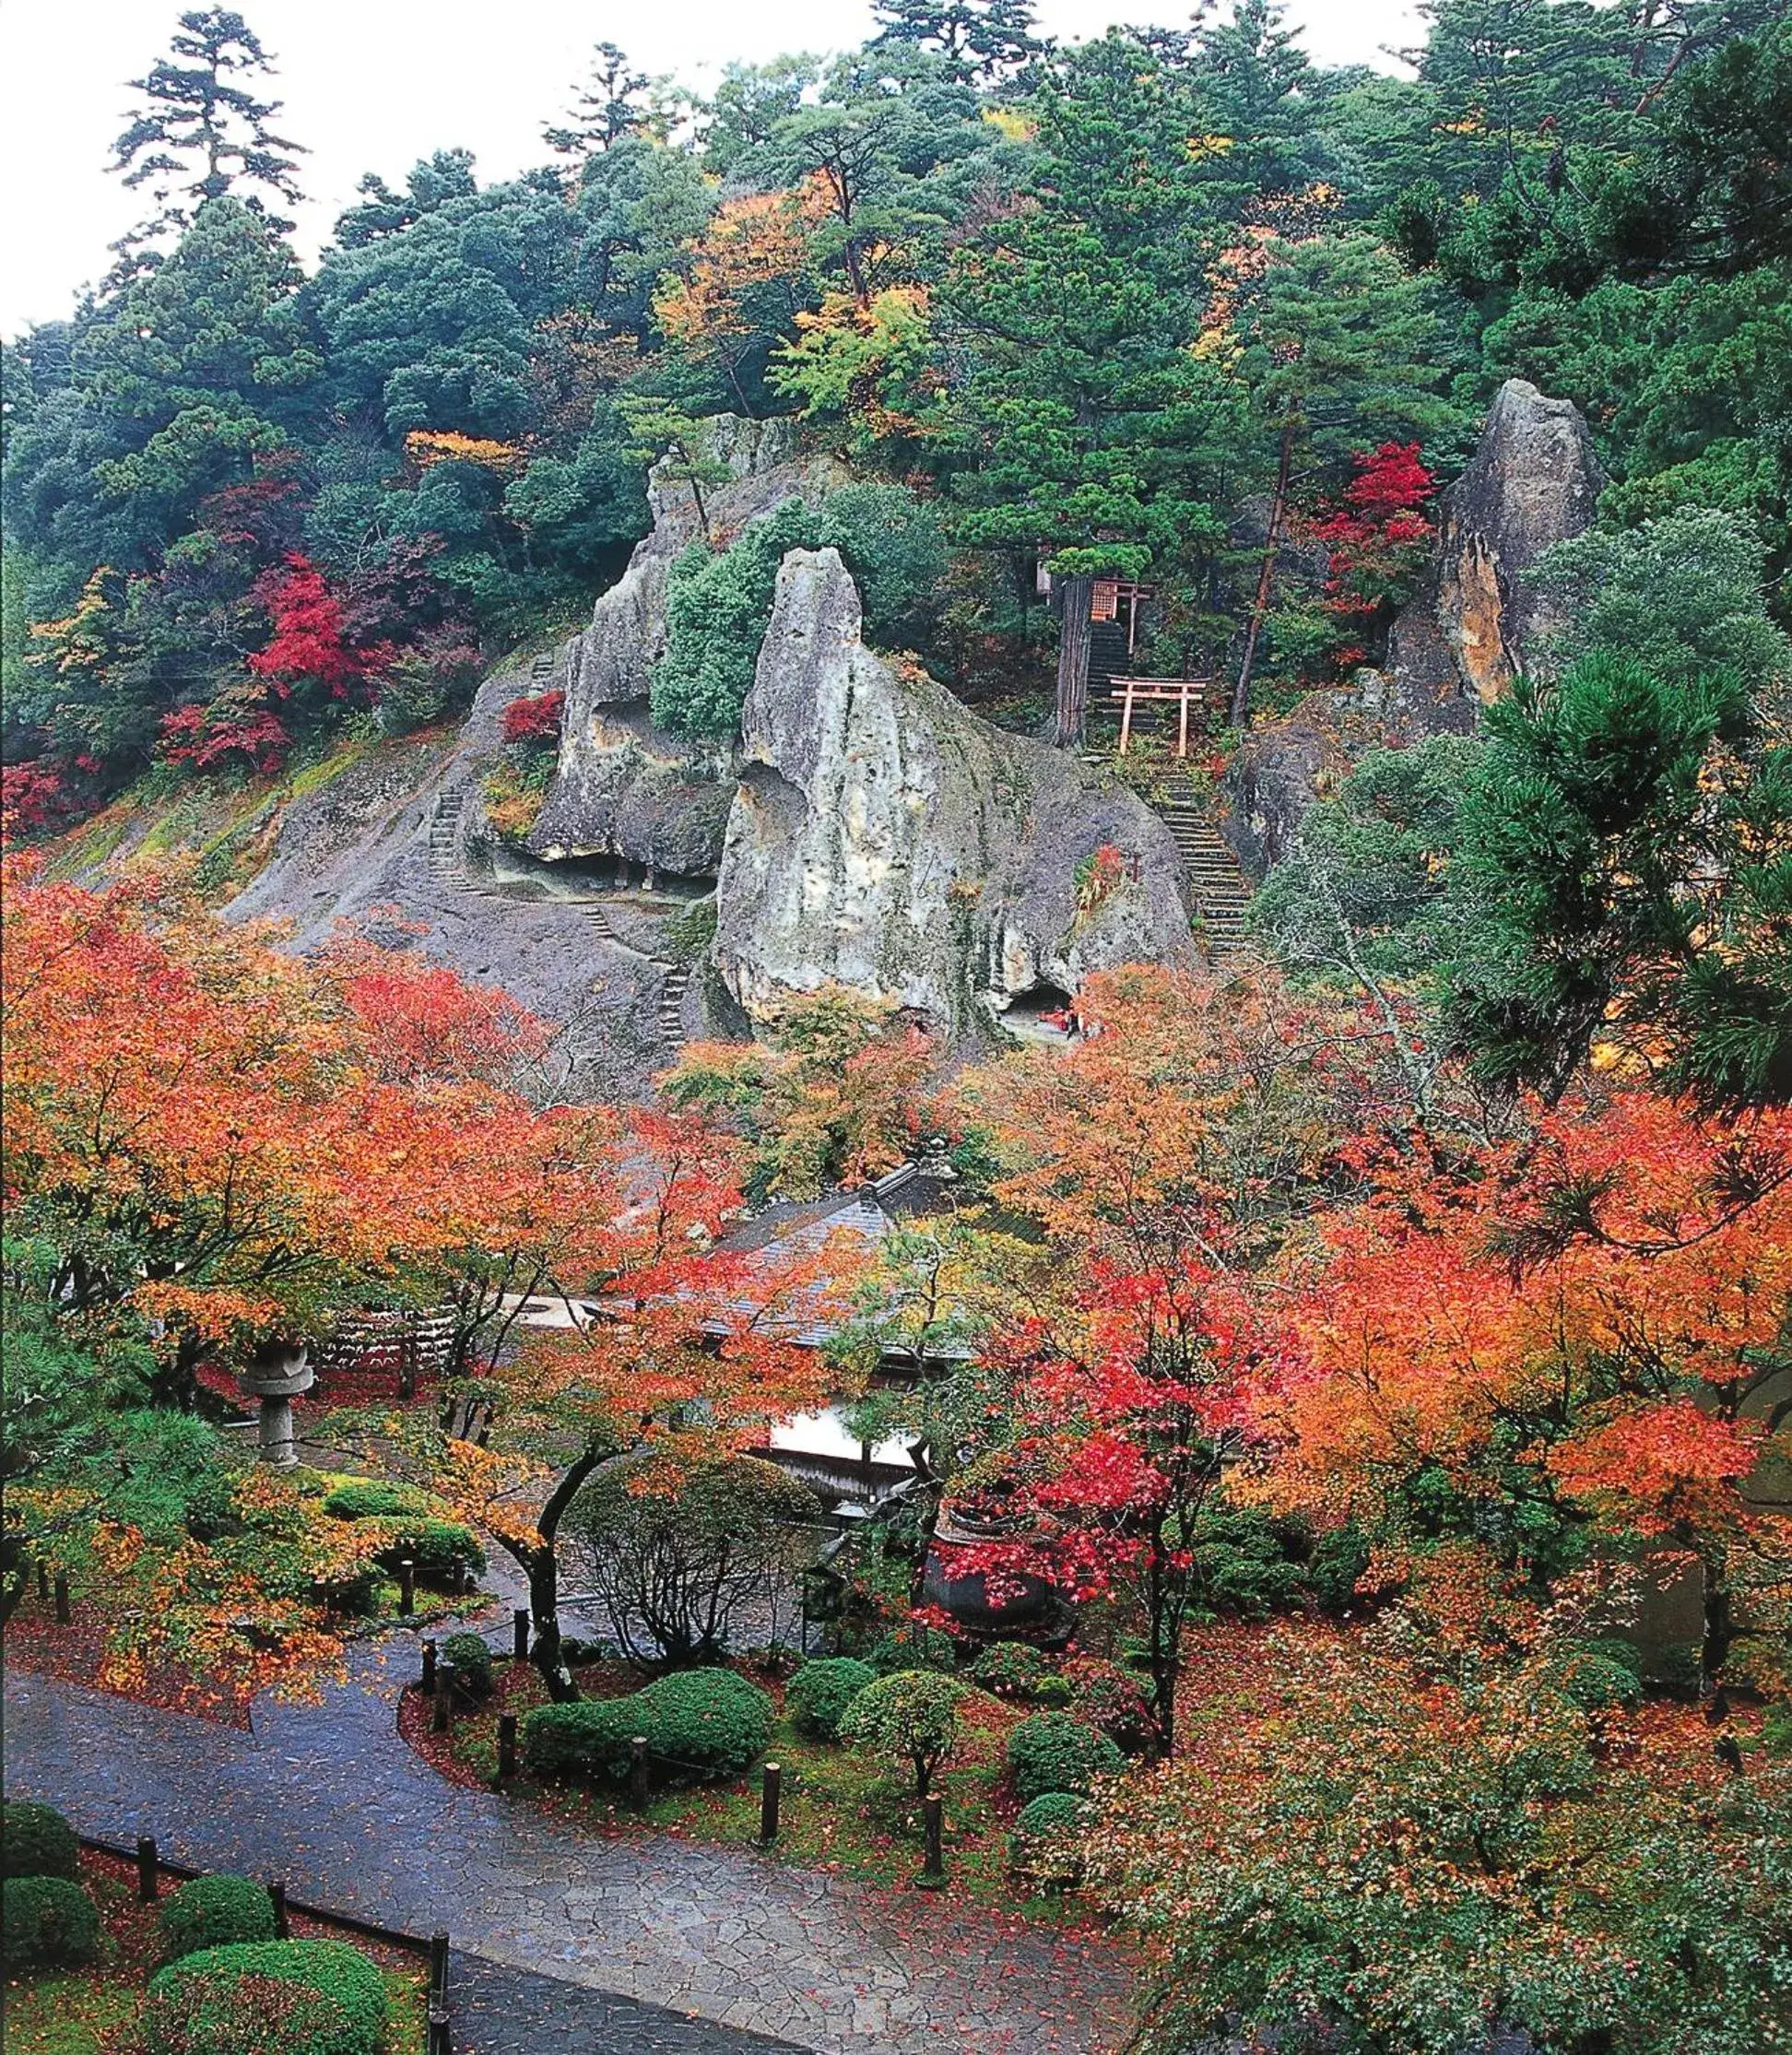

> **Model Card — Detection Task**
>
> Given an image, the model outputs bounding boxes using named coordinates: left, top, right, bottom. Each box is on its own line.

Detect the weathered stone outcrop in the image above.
left=1388, top=378, right=1604, bottom=714
left=529, top=416, right=845, bottom=876
left=714, top=549, right=1194, bottom=1033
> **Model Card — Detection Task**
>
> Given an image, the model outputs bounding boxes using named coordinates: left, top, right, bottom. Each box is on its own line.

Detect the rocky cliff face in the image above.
left=1388, top=378, right=1604, bottom=714
left=714, top=549, right=1194, bottom=1033
left=528, top=416, right=846, bottom=877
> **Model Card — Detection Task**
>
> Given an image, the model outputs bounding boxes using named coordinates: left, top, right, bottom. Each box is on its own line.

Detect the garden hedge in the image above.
left=320, top=1480, right=430, bottom=1520
left=1007, top=1712, right=1126, bottom=1801
left=2, top=1874, right=100, bottom=1970
left=146, top=1940, right=388, bottom=2055
left=522, top=1669, right=773, bottom=1785
left=970, top=1643, right=1049, bottom=1700
left=786, top=1658, right=877, bottom=1741
left=159, top=1873, right=277, bottom=1962
left=2, top=1800, right=78, bottom=1879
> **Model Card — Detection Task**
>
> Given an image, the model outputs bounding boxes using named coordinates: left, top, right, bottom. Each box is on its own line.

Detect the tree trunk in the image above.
left=1701, top=1548, right=1736, bottom=1686
left=520, top=1445, right=609, bottom=1702
left=1231, top=427, right=1295, bottom=729
left=1055, top=573, right=1093, bottom=748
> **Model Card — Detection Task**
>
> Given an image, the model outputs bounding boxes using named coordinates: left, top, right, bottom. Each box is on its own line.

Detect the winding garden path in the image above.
left=3, top=1639, right=1134, bottom=2054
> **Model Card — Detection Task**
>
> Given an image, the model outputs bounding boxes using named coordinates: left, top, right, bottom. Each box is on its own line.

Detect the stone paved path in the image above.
left=449, top=1951, right=808, bottom=2054
left=3, top=1643, right=1133, bottom=2054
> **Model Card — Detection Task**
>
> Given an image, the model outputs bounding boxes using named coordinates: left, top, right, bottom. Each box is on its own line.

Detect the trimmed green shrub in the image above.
left=521, top=1698, right=636, bottom=1783
left=1007, top=1712, right=1126, bottom=1801
left=523, top=1671, right=773, bottom=1785
left=2, top=1874, right=100, bottom=1969
left=786, top=1658, right=877, bottom=1741
left=321, top=1480, right=429, bottom=1520
left=1032, top=1675, right=1075, bottom=1707
left=1063, top=1657, right=1160, bottom=1754
left=442, top=1632, right=494, bottom=1699
left=631, top=1670, right=773, bottom=1780
left=124, top=1966, right=352, bottom=2055
left=1009, top=1791, right=1087, bottom=1888
left=971, top=1643, right=1049, bottom=1700
left=2, top=1800, right=78, bottom=1879
left=1016, top=1790, right=1084, bottom=1837
left=378, top=1518, right=485, bottom=1582
left=159, top=1874, right=277, bottom=1963
left=147, top=1941, right=387, bottom=2055
left=867, top=1624, right=958, bottom=1675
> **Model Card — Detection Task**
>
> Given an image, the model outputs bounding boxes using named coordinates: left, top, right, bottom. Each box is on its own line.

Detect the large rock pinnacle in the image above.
left=1389, top=377, right=1605, bottom=712
left=713, top=549, right=1194, bottom=1034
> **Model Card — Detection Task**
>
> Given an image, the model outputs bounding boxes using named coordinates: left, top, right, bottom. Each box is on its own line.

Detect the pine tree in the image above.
left=938, top=33, right=1244, bottom=745
left=108, top=7, right=305, bottom=267
left=543, top=42, right=660, bottom=159
left=870, top=0, right=1040, bottom=82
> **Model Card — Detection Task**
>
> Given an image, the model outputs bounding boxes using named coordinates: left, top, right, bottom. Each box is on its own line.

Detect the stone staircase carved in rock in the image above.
left=1155, top=772, right=1253, bottom=951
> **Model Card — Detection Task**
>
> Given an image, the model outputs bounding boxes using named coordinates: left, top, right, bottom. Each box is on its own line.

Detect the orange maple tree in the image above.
left=1270, top=1086, right=1792, bottom=1685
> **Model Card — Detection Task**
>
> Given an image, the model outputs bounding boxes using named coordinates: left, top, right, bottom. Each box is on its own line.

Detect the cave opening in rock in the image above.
left=1000, top=981, right=1078, bottom=1044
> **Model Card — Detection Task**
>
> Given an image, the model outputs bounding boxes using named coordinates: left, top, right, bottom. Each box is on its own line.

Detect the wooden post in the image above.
left=428, top=2002, right=451, bottom=2055
left=53, top=1572, right=71, bottom=1625
left=421, top=1638, right=437, bottom=1693
left=1176, top=679, right=1191, bottom=761
left=430, top=1930, right=449, bottom=2000
left=1055, top=571, right=1093, bottom=749
left=497, top=1714, right=518, bottom=1782
left=268, top=1880, right=289, bottom=1939
left=760, top=1762, right=782, bottom=1845
left=1117, top=678, right=1137, bottom=756
left=398, top=1558, right=416, bottom=1616
left=432, top=1675, right=451, bottom=1733
left=136, top=1835, right=159, bottom=1903
left=917, top=1794, right=945, bottom=1888
left=513, top=1609, right=530, bottom=1662
left=630, top=1735, right=650, bottom=1812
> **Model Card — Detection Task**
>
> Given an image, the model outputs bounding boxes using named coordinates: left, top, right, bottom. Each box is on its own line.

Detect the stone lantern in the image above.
left=239, top=1339, right=314, bottom=1467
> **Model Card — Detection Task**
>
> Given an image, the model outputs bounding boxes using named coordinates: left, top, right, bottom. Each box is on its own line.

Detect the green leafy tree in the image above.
left=842, top=1668, right=969, bottom=1795
left=1527, top=507, right=1791, bottom=699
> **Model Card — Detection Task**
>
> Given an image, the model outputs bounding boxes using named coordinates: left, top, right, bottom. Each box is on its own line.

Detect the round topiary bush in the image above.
left=1009, top=1791, right=1087, bottom=1888
left=146, top=1941, right=388, bottom=2055
left=1007, top=1712, right=1126, bottom=1801
left=2, top=1874, right=100, bottom=1970
left=2, top=1801, right=78, bottom=1880
left=159, top=1874, right=277, bottom=1964
left=320, top=1480, right=429, bottom=1520
left=1016, top=1790, right=1084, bottom=1837
left=442, top=1632, right=494, bottom=1700
left=633, top=1669, right=774, bottom=1780
left=124, top=1967, right=352, bottom=2055
left=970, top=1643, right=1049, bottom=1700
left=842, top=1669, right=968, bottom=1796
left=786, top=1658, right=877, bottom=1741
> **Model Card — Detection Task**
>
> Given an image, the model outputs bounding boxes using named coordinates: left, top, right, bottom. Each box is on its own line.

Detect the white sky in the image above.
left=0, top=0, right=1421, bottom=338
